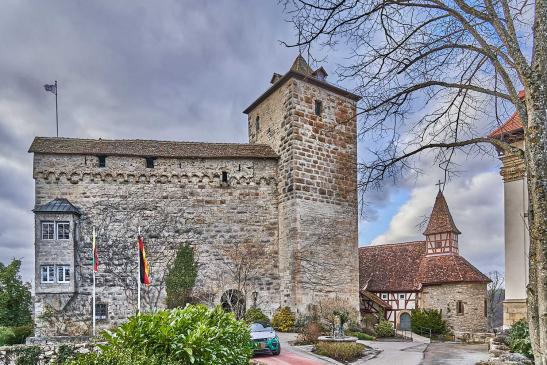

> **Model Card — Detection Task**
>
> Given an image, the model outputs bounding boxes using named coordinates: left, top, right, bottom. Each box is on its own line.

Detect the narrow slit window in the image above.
left=314, top=100, right=322, bottom=116
left=456, top=300, right=464, bottom=315
left=255, top=116, right=260, bottom=132
left=221, top=171, right=228, bottom=183
left=145, top=157, right=155, bottom=168
left=98, top=155, right=106, bottom=168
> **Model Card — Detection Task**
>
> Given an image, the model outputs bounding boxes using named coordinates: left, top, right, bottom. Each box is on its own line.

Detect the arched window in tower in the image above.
left=255, top=115, right=260, bottom=132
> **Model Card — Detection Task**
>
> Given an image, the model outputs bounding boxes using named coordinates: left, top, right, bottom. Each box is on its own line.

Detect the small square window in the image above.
left=95, top=303, right=108, bottom=320
left=98, top=155, right=106, bottom=168
left=381, top=293, right=388, bottom=300
left=399, top=294, right=405, bottom=300
left=41, top=265, right=55, bottom=283
left=145, top=157, right=155, bottom=168
left=57, top=222, right=70, bottom=240
left=57, top=265, right=70, bottom=283
left=314, top=100, right=322, bottom=116
left=42, top=222, right=55, bottom=240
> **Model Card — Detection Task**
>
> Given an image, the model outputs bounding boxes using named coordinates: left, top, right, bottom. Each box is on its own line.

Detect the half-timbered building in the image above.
left=359, top=190, right=490, bottom=334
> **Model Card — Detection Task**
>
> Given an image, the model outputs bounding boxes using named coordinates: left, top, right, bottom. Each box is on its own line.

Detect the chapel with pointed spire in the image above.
left=358, top=190, right=490, bottom=336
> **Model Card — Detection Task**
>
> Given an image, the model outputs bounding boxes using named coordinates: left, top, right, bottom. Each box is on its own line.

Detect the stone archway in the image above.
left=221, top=289, right=246, bottom=319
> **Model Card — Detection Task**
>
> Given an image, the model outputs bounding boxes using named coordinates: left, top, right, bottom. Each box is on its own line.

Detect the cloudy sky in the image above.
left=0, top=0, right=506, bottom=284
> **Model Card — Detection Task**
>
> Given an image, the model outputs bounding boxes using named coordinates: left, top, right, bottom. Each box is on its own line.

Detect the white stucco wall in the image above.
left=504, top=178, right=529, bottom=300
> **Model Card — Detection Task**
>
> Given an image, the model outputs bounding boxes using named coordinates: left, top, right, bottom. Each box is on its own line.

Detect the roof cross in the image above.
left=435, top=180, right=445, bottom=191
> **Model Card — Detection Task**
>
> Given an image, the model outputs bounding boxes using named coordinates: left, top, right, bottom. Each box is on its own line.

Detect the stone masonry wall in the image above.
left=33, top=153, right=280, bottom=336
left=248, top=77, right=359, bottom=312
left=420, top=282, right=488, bottom=333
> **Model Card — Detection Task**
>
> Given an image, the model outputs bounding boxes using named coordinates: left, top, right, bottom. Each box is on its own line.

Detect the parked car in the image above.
left=250, top=322, right=280, bottom=356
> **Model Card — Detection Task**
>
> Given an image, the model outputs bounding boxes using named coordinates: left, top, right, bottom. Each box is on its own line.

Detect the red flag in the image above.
left=138, top=236, right=151, bottom=285
left=92, top=228, right=98, bottom=273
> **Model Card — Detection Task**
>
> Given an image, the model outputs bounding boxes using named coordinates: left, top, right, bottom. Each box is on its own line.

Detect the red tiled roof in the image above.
left=359, top=241, right=426, bottom=292
left=488, top=90, right=525, bottom=139
left=423, top=190, right=461, bottom=235
left=359, top=242, right=490, bottom=292
left=417, top=254, right=490, bottom=285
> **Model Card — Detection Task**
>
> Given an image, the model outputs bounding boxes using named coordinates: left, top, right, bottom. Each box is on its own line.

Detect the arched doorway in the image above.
left=400, top=312, right=411, bottom=331
left=221, top=289, right=246, bottom=319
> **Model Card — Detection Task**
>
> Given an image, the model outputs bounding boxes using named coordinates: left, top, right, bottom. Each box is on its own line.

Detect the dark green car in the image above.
left=250, top=323, right=281, bottom=356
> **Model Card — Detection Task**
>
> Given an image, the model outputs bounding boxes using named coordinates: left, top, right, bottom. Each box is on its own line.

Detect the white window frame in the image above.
left=56, top=221, right=70, bottom=240
left=399, top=293, right=405, bottom=300
left=41, top=222, right=55, bottom=240
left=57, top=265, right=70, bottom=283
left=41, top=265, right=56, bottom=283
left=381, top=293, right=388, bottom=300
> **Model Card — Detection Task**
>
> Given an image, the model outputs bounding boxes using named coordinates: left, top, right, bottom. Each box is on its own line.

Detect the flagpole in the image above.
left=92, top=226, right=96, bottom=337
left=137, top=226, right=141, bottom=314
left=55, top=80, right=58, bottom=137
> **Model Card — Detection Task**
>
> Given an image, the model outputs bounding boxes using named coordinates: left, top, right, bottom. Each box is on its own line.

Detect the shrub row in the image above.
left=314, top=342, right=365, bottom=363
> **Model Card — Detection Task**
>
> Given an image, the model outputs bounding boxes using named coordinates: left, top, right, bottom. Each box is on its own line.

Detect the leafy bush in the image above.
left=56, top=344, right=76, bottom=364
left=244, top=307, right=270, bottom=326
left=14, top=346, right=41, bottom=365
left=507, top=319, right=533, bottom=360
left=314, top=342, right=365, bottom=362
left=375, top=319, right=395, bottom=337
left=0, top=325, right=32, bottom=345
left=272, top=307, right=296, bottom=332
left=295, top=322, right=324, bottom=345
left=0, top=326, right=15, bottom=345
left=0, top=260, right=32, bottom=327
left=67, top=348, right=166, bottom=365
left=411, top=309, right=449, bottom=336
left=71, top=305, right=252, bottom=365
left=347, top=331, right=375, bottom=341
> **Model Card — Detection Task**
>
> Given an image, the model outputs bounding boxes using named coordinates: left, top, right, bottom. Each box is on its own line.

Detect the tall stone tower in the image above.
left=489, top=92, right=529, bottom=328
left=244, top=56, right=361, bottom=313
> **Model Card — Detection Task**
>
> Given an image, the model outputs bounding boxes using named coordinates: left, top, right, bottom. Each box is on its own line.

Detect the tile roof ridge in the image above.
left=359, top=240, right=425, bottom=248
left=32, top=136, right=268, bottom=147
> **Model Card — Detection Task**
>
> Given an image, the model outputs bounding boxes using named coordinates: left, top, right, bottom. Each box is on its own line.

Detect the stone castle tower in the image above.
left=244, top=55, right=361, bottom=312
left=29, top=55, right=360, bottom=336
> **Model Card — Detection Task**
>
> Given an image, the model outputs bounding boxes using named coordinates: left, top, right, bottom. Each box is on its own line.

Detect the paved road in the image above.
left=359, top=340, right=426, bottom=365
left=254, top=333, right=328, bottom=365
left=422, top=343, right=489, bottom=365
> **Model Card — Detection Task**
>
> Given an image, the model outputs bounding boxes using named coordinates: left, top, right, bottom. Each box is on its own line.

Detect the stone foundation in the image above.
left=0, top=341, right=99, bottom=365
left=502, top=300, right=527, bottom=328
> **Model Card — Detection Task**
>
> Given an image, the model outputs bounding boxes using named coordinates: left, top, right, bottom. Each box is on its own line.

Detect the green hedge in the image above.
left=346, top=331, right=375, bottom=341
left=244, top=308, right=270, bottom=326
left=68, top=305, right=253, bottom=365
left=0, top=325, right=33, bottom=346
left=314, top=342, right=365, bottom=363
left=375, top=319, right=395, bottom=337
left=410, top=309, right=449, bottom=336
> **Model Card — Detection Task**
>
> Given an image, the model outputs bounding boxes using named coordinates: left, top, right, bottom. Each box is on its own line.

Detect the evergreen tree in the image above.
left=165, top=244, right=198, bottom=308
left=0, top=259, right=32, bottom=326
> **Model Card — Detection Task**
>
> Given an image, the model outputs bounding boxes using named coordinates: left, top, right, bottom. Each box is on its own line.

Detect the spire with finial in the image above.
left=424, top=189, right=461, bottom=255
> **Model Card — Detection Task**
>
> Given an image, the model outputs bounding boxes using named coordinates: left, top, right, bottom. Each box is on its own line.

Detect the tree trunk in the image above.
left=524, top=55, right=547, bottom=365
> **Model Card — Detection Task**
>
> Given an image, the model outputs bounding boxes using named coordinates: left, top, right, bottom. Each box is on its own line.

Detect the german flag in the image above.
left=138, top=236, right=151, bottom=285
